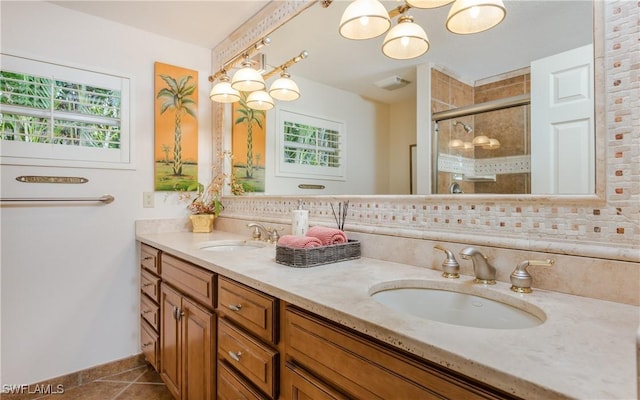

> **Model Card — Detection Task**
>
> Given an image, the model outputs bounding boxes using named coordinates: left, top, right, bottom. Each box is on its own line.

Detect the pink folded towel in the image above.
left=278, top=234, right=323, bottom=249
left=306, top=226, right=348, bottom=245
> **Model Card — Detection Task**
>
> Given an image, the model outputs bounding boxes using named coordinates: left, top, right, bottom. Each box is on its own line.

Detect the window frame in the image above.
left=275, top=108, right=346, bottom=181
left=0, top=53, right=133, bottom=170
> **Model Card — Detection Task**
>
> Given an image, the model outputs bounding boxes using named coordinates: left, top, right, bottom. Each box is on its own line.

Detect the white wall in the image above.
left=389, top=98, right=417, bottom=194
left=0, top=2, right=213, bottom=384
left=262, top=75, right=391, bottom=195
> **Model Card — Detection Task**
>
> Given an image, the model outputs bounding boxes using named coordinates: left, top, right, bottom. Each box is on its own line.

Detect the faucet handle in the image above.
left=434, top=245, right=460, bottom=279
left=267, top=226, right=284, bottom=243
left=510, top=259, right=554, bottom=293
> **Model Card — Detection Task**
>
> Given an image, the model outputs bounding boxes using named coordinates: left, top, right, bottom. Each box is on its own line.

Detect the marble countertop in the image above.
left=137, top=230, right=639, bottom=400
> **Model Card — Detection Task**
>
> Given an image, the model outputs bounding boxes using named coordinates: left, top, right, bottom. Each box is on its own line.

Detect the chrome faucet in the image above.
left=459, top=247, right=496, bottom=284
left=247, top=222, right=281, bottom=243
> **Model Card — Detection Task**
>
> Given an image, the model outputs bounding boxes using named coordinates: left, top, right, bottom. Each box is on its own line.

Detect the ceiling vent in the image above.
left=374, top=76, right=411, bottom=90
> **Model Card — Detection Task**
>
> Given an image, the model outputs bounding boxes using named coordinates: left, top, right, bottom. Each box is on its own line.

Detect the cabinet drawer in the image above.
left=140, top=293, right=160, bottom=332
left=140, top=243, right=160, bottom=275
left=141, top=321, right=159, bottom=371
left=285, top=307, right=514, bottom=400
left=161, top=254, right=215, bottom=309
left=284, top=362, right=349, bottom=400
left=141, top=269, right=161, bottom=303
left=218, top=361, right=269, bottom=400
left=218, top=318, right=278, bottom=398
left=218, top=277, right=278, bottom=344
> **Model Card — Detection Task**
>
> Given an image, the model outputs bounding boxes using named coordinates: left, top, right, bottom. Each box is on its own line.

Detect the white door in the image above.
left=531, top=44, right=594, bottom=194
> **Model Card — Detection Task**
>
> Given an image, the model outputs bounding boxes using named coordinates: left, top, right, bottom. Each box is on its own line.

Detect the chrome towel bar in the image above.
left=0, top=194, right=114, bottom=204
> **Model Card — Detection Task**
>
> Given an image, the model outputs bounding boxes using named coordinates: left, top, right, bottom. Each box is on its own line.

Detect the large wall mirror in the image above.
left=214, top=0, right=598, bottom=197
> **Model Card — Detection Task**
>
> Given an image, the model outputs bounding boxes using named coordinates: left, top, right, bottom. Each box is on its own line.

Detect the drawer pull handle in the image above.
left=142, top=342, right=153, bottom=348
left=142, top=283, right=153, bottom=287
left=142, top=310, right=152, bottom=314
left=227, top=304, right=242, bottom=312
left=143, top=256, right=153, bottom=261
left=228, top=351, right=242, bottom=362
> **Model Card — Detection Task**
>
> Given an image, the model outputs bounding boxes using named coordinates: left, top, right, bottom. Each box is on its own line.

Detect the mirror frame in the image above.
left=212, top=0, right=605, bottom=205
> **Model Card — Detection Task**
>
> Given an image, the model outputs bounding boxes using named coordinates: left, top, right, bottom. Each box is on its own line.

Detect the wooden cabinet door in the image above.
left=181, top=297, right=215, bottom=400
left=161, top=284, right=182, bottom=399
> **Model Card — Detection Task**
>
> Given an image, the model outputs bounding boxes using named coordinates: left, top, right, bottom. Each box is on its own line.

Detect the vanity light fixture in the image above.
left=482, top=138, right=501, bottom=149
left=339, top=0, right=391, bottom=40
left=382, top=15, right=430, bottom=60
left=209, top=73, right=240, bottom=103
left=246, top=90, right=275, bottom=111
left=471, top=135, right=490, bottom=146
left=231, top=57, right=266, bottom=92
left=209, top=37, right=308, bottom=110
left=338, top=0, right=506, bottom=60
left=268, top=70, right=300, bottom=101
left=446, top=0, right=506, bottom=35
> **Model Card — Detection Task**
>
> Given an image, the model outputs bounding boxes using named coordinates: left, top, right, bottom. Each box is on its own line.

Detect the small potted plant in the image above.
left=186, top=153, right=243, bottom=232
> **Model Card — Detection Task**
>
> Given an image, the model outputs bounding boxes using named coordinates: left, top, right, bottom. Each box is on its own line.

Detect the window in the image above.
left=276, top=109, right=345, bottom=180
left=0, top=54, right=131, bottom=168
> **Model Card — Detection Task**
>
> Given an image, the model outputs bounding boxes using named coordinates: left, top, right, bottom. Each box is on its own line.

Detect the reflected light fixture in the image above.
left=209, top=73, right=240, bottom=103
left=382, top=15, right=430, bottom=60
left=338, top=0, right=506, bottom=59
left=448, top=139, right=464, bottom=148
left=472, top=135, right=490, bottom=145
left=339, top=0, right=391, bottom=40
left=246, top=90, right=275, bottom=111
left=446, top=0, right=506, bottom=34
left=268, top=70, right=300, bottom=101
left=231, top=57, right=266, bottom=92
left=482, top=138, right=501, bottom=149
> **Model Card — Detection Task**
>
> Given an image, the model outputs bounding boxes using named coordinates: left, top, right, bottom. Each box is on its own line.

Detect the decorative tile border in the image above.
left=439, top=153, right=530, bottom=176
left=214, top=1, right=639, bottom=262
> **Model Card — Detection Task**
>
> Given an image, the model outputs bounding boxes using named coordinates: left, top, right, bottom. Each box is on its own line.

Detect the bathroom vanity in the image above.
left=136, top=229, right=638, bottom=400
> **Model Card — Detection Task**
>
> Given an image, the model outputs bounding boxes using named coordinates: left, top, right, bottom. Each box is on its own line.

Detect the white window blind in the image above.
left=276, top=109, right=345, bottom=180
left=0, top=54, right=131, bottom=168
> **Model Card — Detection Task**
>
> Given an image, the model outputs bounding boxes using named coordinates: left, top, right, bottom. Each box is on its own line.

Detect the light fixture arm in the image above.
left=388, top=2, right=413, bottom=19
left=262, top=50, right=309, bottom=80
left=208, top=37, right=271, bottom=82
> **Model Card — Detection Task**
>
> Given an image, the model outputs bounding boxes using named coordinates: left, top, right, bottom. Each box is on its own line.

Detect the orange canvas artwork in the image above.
left=154, top=62, right=198, bottom=191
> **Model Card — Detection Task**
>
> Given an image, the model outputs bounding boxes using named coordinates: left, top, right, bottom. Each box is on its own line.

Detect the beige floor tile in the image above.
left=114, top=383, right=174, bottom=400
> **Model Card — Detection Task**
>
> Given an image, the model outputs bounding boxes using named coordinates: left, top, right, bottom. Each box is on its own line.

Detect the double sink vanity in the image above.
left=137, top=223, right=638, bottom=400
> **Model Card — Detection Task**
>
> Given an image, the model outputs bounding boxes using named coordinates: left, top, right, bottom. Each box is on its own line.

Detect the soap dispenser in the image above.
left=291, top=199, right=309, bottom=237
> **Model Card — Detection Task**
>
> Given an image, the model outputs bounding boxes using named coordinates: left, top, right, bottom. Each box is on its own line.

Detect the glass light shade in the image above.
left=268, top=73, right=300, bottom=101
left=339, top=0, right=391, bottom=40
left=209, top=77, right=240, bottom=103
left=463, top=141, right=474, bottom=150
left=448, top=139, right=464, bottom=148
left=231, top=66, right=265, bottom=92
left=472, top=135, right=490, bottom=145
left=246, top=90, right=274, bottom=111
left=407, top=0, right=455, bottom=9
left=382, top=16, right=430, bottom=60
left=446, top=0, right=506, bottom=34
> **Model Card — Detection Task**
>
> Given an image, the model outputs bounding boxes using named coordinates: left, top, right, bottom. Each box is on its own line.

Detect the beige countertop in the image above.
left=137, top=230, right=639, bottom=400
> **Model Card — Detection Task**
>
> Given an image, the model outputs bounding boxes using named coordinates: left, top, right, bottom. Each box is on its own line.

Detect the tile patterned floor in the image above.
left=34, top=365, right=173, bottom=400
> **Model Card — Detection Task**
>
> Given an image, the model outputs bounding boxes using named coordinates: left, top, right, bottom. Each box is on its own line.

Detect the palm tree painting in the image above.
left=154, top=62, right=198, bottom=191
left=232, top=92, right=266, bottom=192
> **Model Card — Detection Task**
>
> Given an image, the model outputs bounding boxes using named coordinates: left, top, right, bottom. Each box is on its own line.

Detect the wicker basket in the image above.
left=275, top=240, right=361, bottom=268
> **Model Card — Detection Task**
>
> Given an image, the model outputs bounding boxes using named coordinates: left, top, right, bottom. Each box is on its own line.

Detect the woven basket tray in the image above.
left=275, top=240, right=361, bottom=268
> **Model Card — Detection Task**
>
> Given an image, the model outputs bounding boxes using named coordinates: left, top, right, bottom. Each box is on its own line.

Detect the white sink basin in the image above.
left=370, top=284, right=544, bottom=329
left=197, top=240, right=267, bottom=252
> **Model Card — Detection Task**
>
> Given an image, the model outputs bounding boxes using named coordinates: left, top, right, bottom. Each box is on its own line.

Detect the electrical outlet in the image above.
left=143, top=192, right=154, bottom=208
